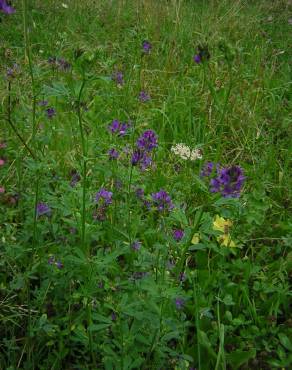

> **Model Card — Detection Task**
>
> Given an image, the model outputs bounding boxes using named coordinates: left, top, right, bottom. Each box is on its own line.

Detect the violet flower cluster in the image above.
left=94, top=188, right=113, bottom=221
left=201, top=162, right=245, bottom=198
left=36, top=202, right=51, bottom=217
left=108, top=119, right=130, bottom=136
left=0, top=0, right=15, bottom=14
left=151, top=189, right=174, bottom=212
left=131, top=130, right=158, bottom=170
left=112, top=71, right=124, bottom=86
left=142, top=40, right=152, bottom=54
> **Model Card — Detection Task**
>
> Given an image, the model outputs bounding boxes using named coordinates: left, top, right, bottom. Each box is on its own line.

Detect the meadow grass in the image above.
left=0, top=0, right=291, bottom=369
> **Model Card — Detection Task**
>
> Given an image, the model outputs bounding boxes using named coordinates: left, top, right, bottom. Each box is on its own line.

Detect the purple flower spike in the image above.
left=131, top=241, right=141, bottom=251
left=139, top=91, right=151, bottom=102
left=137, top=130, right=158, bottom=152
left=108, top=148, right=119, bottom=160
left=142, top=40, right=152, bottom=54
left=37, top=202, right=51, bottom=217
left=108, top=120, right=130, bottom=136
left=152, top=189, right=174, bottom=212
left=201, top=162, right=218, bottom=177
left=173, top=229, right=184, bottom=242
left=95, top=188, right=113, bottom=206
left=55, top=261, right=63, bottom=269
left=0, top=0, right=15, bottom=14
left=112, top=71, right=124, bottom=85
left=193, top=54, right=202, bottom=64
left=175, top=298, right=185, bottom=310
left=46, top=107, right=56, bottom=119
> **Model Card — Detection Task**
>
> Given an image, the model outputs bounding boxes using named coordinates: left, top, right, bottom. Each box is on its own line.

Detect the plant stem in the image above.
left=77, top=78, right=87, bottom=252
left=22, top=0, right=37, bottom=141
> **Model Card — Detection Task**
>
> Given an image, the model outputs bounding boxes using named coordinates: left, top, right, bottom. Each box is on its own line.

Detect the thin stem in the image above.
left=22, top=0, right=37, bottom=141
left=77, top=78, right=87, bottom=251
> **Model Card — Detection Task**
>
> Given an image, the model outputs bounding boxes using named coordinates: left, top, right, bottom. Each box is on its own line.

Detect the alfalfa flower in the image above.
left=139, top=91, right=151, bottom=102
left=213, top=215, right=236, bottom=247
left=171, top=143, right=202, bottom=161
left=193, top=44, right=210, bottom=64
left=142, top=40, right=152, bottom=54
left=95, top=188, right=113, bottom=206
left=131, top=241, right=141, bottom=251
left=137, top=130, right=158, bottom=151
left=108, top=120, right=130, bottom=136
left=152, top=189, right=174, bottom=212
left=36, top=202, right=51, bottom=217
left=108, top=148, right=119, bottom=160
left=0, top=0, right=15, bottom=14
left=46, top=107, right=56, bottom=119
left=112, top=71, right=124, bottom=86
left=173, top=229, right=184, bottom=242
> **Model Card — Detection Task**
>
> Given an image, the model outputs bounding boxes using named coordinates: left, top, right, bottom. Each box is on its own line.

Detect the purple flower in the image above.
left=135, top=188, right=144, bottom=199
left=108, top=148, right=119, bottom=160
left=108, top=120, right=130, bottom=136
left=70, top=170, right=81, bottom=187
left=36, top=202, right=51, bottom=217
left=95, top=188, right=113, bottom=206
left=131, top=241, right=141, bottom=251
left=55, top=261, right=63, bottom=269
left=206, top=164, right=245, bottom=198
left=139, top=91, right=151, bottom=102
left=57, top=58, right=71, bottom=71
left=48, top=256, right=55, bottom=265
left=131, top=150, right=152, bottom=170
left=175, top=298, right=185, bottom=310
left=137, top=130, right=158, bottom=152
left=131, top=240, right=142, bottom=251
left=0, top=0, right=15, bottom=14
left=179, top=272, right=186, bottom=282
left=46, top=107, right=56, bottom=119
left=112, top=71, right=124, bottom=85
left=201, top=162, right=218, bottom=177
left=193, top=54, right=202, bottom=64
left=173, top=229, right=184, bottom=242
left=142, top=40, right=152, bottom=54
left=152, top=189, right=174, bottom=212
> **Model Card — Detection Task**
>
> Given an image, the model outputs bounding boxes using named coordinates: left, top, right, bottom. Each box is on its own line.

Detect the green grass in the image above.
left=0, top=0, right=291, bottom=369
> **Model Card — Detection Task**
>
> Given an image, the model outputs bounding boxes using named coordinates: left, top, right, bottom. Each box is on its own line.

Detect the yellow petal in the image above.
left=213, top=215, right=232, bottom=232
left=218, top=235, right=236, bottom=248
left=191, top=233, right=200, bottom=244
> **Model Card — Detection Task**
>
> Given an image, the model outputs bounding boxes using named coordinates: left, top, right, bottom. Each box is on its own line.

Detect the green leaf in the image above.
left=278, top=333, right=292, bottom=351
left=226, top=349, right=256, bottom=369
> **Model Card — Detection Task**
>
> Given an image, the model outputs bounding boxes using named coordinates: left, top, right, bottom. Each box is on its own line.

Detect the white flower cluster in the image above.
left=171, top=143, right=202, bottom=161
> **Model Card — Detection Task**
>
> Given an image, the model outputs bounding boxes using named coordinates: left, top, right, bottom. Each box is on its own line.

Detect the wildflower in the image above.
left=95, top=188, right=113, bottom=206
left=193, top=44, right=210, bottom=64
left=0, top=187, right=5, bottom=194
left=173, top=229, right=184, bottom=242
left=36, top=202, right=51, bottom=217
left=70, top=170, right=80, bottom=187
left=48, top=256, right=55, bottom=265
left=112, top=71, right=124, bottom=86
left=139, top=91, right=151, bottom=102
left=6, top=63, right=19, bottom=78
left=179, top=272, right=186, bottom=282
left=175, top=298, right=185, bottom=310
left=193, top=54, right=201, bottom=64
left=0, top=0, right=15, bottom=14
left=191, top=233, right=200, bottom=244
left=137, top=130, right=158, bottom=151
left=152, top=189, right=174, bottom=212
left=142, top=40, right=152, bottom=54
left=57, top=58, right=71, bottom=71
left=135, top=188, right=144, bottom=199
left=0, top=159, right=5, bottom=166
left=131, top=241, right=141, bottom=251
left=108, top=120, right=130, bottom=136
left=213, top=215, right=236, bottom=247
left=108, top=148, right=119, bottom=160
left=55, top=261, right=63, bottom=269
left=0, top=142, right=7, bottom=149
left=131, top=150, right=152, bottom=170
left=46, top=107, right=56, bottom=119
left=171, top=143, right=202, bottom=161
left=200, top=162, right=218, bottom=177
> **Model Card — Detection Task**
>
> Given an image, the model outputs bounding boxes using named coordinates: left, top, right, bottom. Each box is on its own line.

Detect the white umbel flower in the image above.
left=171, top=143, right=202, bottom=161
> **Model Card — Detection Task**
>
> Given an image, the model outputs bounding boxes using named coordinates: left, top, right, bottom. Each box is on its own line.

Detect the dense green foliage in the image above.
left=0, top=0, right=291, bottom=369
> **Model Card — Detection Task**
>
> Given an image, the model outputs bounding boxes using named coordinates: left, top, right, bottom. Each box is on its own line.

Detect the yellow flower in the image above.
left=191, top=232, right=200, bottom=244
left=213, top=215, right=236, bottom=247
